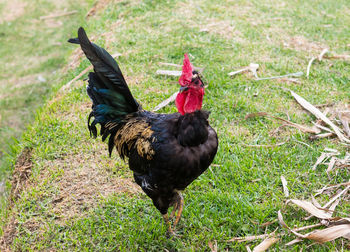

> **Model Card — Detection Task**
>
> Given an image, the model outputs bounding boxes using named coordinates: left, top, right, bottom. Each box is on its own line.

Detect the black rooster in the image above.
left=69, top=27, right=218, bottom=234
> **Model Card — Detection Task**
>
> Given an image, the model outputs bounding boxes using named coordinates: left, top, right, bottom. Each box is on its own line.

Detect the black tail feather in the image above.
left=69, top=27, right=140, bottom=150
left=67, top=38, right=80, bottom=44
left=72, top=27, right=139, bottom=111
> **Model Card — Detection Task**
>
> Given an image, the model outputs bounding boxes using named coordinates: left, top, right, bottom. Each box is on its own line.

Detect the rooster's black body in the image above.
left=69, top=27, right=218, bottom=233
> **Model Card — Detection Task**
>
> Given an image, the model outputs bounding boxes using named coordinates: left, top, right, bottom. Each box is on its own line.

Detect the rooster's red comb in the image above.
left=179, top=53, right=193, bottom=87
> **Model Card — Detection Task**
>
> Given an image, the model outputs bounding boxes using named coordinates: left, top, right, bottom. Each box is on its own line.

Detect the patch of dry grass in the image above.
left=43, top=149, right=141, bottom=223
left=283, top=35, right=328, bottom=53
left=0, top=147, right=32, bottom=250
left=0, top=0, right=27, bottom=24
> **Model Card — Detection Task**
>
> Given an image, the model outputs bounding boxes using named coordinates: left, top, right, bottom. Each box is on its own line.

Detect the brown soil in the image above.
left=0, top=147, right=33, bottom=250
left=44, top=148, right=141, bottom=223
left=0, top=74, right=42, bottom=90
left=0, top=215, right=17, bottom=251
left=199, top=18, right=245, bottom=42
left=0, top=0, right=27, bottom=23
left=9, top=147, right=33, bottom=201
left=283, top=35, right=327, bottom=53
left=86, top=0, right=113, bottom=18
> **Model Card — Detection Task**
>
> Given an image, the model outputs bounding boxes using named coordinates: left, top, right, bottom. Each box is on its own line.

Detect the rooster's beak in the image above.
left=179, top=86, right=189, bottom=92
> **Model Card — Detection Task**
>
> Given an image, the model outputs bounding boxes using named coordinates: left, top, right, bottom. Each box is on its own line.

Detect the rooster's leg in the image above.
left=170, top=200, right=179, bottom=219
left=162, top=213, right=175, bottom=235
left=173, top=192, right=184, bottom=228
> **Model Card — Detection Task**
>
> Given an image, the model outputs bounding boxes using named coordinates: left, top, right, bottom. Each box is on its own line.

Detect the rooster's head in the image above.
left=175, top=54, right=205, bottom=115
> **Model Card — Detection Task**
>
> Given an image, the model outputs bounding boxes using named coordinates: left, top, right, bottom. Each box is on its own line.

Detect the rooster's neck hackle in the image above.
left=176, top=110, right=209, bottom=147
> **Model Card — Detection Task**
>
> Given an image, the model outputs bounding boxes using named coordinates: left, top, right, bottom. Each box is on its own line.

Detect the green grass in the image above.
left=0, top=0, right=93, bottom=180
left=1, top=0, right=350, bottom=250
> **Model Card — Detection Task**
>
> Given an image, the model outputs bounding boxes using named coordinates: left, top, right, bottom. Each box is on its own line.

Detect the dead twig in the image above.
left=312, top=153, right=328, bottom=171
left=242, top=140, right=288, bottom=148
left=339, top=114, right=350, bottom=137
left=281, top=176, right=289, bottom=197
left=245, top=112, right=320, bottom=134
left=228, top=63, right=259, bottom=78
left=156, top=70, right=182, bottom=76
left=40, top=10, right=78, bottom=20
left=306, top=49, right=329, bottom=78
left=153, top=83, right=208, bottom=111
left=324, top=54, right=350, bottom=60
left=293, top=223, right=323, bottom=232
left=252, top=236, right=279, bottom=252
left=278, top=210, right=350, bottom=243
left=318, top=48, right=329, bottom=61
left=285, top=238, right=303, bottom=246
left=309, top=132, right=335, bottom=140
left=322, top=185, right=350, bottom=208
left=315, top=103, right=335, bottom=108
left=227, top=233, right=275, bottom=243
left=255, top=71, right=303, bottom=81
left=326, top=157, right=337, bottom=174
left=324, top=148, right=339, bottom=153
left=290, top=91, right=350, bottom=143
left=286, top=199, right=332, bottom=219
left=314, top=181, right=350, bottom=197
left=312, top=122, right=334, bottom=134
left=159, top=62, right=183, bottom=68
left=153, top=92, right=178, bottom=111
left=278, top=77, right=301, bottom=84
left=158, top=62, right=204, bottom=72
left=60, top=52, right=121, bottom=91
left=259, top=220, right=277, bottom=227
left=306, top=57, right=316, bottom=78
left=61, top=66, right=92, bottom=92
